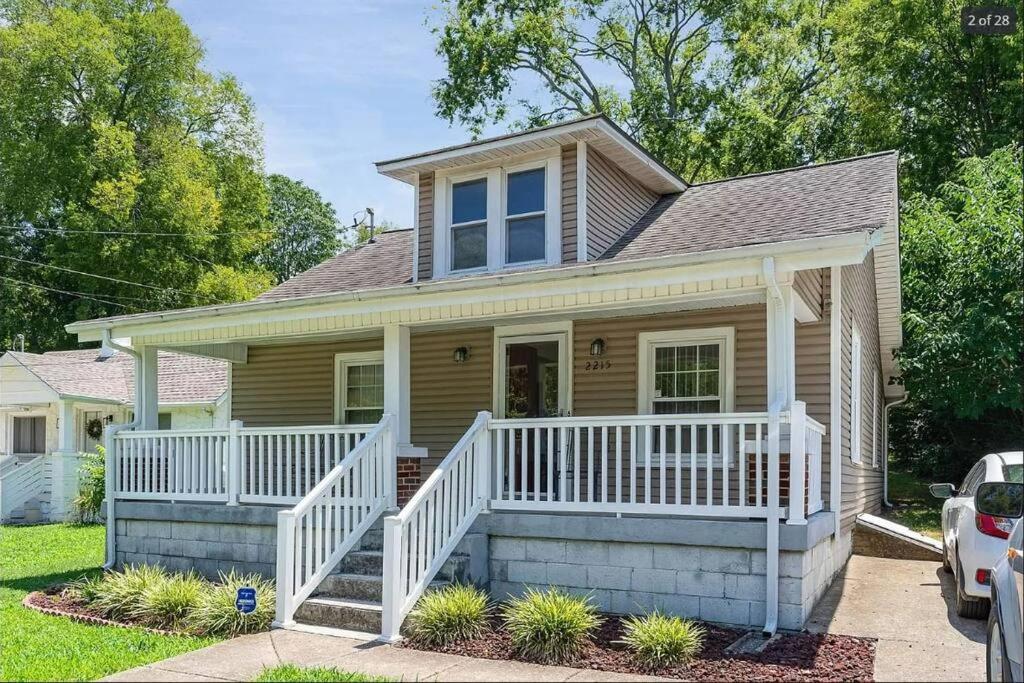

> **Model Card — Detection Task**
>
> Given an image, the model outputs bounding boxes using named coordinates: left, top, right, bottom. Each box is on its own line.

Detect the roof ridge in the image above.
left=692, top=150, right=898, bottom=187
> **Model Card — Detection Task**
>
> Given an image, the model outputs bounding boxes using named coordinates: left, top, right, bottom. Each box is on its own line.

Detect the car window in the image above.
left=960, top=463, right=984, bottom=496
left=1003, top=464, right=1023, bottom=483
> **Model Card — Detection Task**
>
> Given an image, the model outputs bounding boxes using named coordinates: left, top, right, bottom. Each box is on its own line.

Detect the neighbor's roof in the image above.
left=257, top=151, right=897, bottom=302
left=3, top=349, right=227, bottom=405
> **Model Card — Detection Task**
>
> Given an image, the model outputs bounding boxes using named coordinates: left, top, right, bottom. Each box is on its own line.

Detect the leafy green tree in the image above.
left=0, top=0, right=273, bottom=350
left=829, top=0, right=1023, bottom=193
left=257, top=174, right=341, bottom=284
left=891, top=145, right=1023, bottom=480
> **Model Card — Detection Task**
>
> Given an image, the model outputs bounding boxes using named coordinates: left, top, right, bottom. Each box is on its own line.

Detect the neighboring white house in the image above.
left=0, top=348, right=229, bottom=523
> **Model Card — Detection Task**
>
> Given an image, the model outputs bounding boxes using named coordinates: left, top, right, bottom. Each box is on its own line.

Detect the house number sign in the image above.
left=584, top=360, right=612, bottom=371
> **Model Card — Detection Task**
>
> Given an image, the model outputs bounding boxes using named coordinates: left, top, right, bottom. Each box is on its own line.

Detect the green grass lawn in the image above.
left=882, top=470, right=944, bottom=540
left=0, top=523, right=219, bottom=682
left=253, top=665, right=390, bottom=682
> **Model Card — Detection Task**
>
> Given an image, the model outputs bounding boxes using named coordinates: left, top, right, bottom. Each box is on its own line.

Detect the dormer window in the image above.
left=505, top=167, right=546, bottom=264
left=433, top=152, right=561, bottom=278
left=451, top=178, right=488, bottom=271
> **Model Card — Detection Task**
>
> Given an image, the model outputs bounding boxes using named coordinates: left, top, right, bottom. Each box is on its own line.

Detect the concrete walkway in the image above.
left=103, top=629, right=669, bottom=682
left=806, top=555, right=986, bottom=682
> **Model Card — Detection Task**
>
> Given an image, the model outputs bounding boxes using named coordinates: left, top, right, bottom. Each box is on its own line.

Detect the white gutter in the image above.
left=100, top=331, right=140, bottom=570
left=66, top=230, right=877, bottom=337
left=882, top=391, right=910, bottom=507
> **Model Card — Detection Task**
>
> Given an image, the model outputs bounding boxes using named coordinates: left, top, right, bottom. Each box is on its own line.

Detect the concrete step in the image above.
left=334, top=549, right=470, bottom=582
left=294, top=597, right=382, bottom=633
left=314, top=573, right=450, bottom=601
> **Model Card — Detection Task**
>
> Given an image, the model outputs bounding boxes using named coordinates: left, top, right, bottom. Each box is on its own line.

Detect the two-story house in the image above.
left=65, top=114, right=902, bottom=640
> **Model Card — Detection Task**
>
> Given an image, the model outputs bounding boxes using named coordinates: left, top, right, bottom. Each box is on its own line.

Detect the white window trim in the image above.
left=871, top=373, right=878, bottom=468
left=334, top=351, right=385, bottom=424
left=492, top=321, right=573, bottom=419
left=433, top=150, right=561, bottom=278
left=850, top=323, right=863, bottom=464
left=635, top=327, right=736, bottom=468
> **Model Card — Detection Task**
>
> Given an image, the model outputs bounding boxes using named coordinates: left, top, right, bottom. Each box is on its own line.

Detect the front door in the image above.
left=496, top=329, right=570, bottom=498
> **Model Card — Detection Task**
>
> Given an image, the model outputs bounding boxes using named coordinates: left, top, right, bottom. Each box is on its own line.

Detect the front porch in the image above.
left=101, top=264, right=839, bottom=639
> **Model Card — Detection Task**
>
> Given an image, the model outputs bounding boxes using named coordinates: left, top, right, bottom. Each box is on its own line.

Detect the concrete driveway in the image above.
left=807, top=555, right=987, bottom=682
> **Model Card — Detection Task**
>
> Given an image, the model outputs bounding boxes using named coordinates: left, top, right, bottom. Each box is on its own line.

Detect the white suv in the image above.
left=931, top=451, right=1024, bottom=619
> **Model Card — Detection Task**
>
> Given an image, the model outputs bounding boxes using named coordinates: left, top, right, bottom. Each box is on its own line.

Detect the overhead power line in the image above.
left=0, top=223, right=276, bottom=237
left=0, top=275, right=134, bottom=310
left=0, top=253, right=217, bottom=303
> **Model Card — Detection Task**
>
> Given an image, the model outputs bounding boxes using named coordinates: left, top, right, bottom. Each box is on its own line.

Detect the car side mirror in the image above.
left=929, top=483, right=956, bottom=499
left=975, top=482, right=1024, bottom=518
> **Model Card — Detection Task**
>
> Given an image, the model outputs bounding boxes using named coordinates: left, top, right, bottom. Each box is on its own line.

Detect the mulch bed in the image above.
left=22, top=586, right=182, bottom=636
left=401, top=615, right=875, bottom=681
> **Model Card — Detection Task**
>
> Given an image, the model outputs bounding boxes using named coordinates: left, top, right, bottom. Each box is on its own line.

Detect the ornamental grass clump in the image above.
left=619, top=610, right=705, bottom=669
left=191, top=570, right=275, bottom=636
left=91, top=564, right=168, bottom=621
left=502, top=587, right=602, bottom=664
left=406, top=583, right=491, bottom=646
left=137, top=571, right=205, bottom=630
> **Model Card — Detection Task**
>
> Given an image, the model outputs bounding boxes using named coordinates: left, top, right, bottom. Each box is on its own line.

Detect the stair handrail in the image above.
left=274, top=413, right=396, bottom=627
left=380, top=410, right=491, bottom=641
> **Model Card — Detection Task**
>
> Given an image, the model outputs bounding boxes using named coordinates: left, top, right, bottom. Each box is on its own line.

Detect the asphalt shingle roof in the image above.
left=254, top=152, right=896, bottom=303
left=6, top=350, right=227, bottom=405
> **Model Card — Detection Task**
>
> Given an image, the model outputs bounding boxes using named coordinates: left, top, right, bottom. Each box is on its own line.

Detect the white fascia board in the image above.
left=592, top=118, right=687, bottom=192
left=375, top=117, right=603, bottom=179
left=68, top=231, right=875, bottom=343
left=55, top=393, right=125, bottom=406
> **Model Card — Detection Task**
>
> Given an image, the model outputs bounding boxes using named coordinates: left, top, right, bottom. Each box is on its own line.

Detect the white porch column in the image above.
left=51, top=399, right=77, bottom=519
left=765, top=282, right=796, bottom=408
left=137, top=346, right=159, bottom=430
left=383, top=325, right=411, bottom=447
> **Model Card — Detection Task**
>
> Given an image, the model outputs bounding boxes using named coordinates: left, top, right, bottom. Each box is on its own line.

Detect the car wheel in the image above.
left=987, top=606, right=1011, bottom=682
left=955, top=555, right=990, bottom=620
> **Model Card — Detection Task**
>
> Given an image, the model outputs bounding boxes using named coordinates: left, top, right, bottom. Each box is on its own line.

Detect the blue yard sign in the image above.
left=235, top=587, right=257, bottom=614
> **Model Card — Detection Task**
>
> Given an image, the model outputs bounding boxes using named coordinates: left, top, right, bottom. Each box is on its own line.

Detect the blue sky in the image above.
left=172, top=0, right=510, bottom=229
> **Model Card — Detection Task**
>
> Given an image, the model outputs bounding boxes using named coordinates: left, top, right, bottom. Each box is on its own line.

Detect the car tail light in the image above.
left=975, top=568, right=991, bottom=585
left=975, top=512, right=1013, bottom=539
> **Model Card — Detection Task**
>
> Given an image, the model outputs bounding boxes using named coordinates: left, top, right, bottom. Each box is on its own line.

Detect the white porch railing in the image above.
left=109, top=423, right=375, bottom=505
left=0, top=455, right=48, bottom=519
left=380, top=411, right=491, bottom=641
left=275, top=415, right=395, bottom=627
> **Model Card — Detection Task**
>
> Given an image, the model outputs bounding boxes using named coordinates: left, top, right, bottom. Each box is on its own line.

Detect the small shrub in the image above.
left=502, top=587, right=602, bottom=664
left=67, top=574, right=105, bottom=603
left=620, top=610, right=705, bottom=669
left=91, top=564, right=167, bottom=620
left=191, top=570, right=275, bottom=636
left=406, top=583, right=491, bottom=646
left=137, top=571, right=205, bottom=630
left=71, top=448, right=105, bottom=523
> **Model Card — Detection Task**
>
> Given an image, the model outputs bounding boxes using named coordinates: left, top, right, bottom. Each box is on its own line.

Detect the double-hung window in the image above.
left=450, top=178, right=488, bottom=272
left=504, top=167, right=546, bottom=264
left=335, top=352, right=385, bottom=425
left=437, top=154, right=559, bottom=277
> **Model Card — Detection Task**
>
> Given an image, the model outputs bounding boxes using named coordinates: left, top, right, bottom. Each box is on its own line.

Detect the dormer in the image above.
left=375, top=114, right=687, bottom=282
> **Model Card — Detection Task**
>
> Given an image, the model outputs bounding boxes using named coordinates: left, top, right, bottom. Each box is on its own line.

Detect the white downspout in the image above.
left=101, top=330, right=141, bottom=569
left=882, top=391, right=909, bottom=507
left=761, top=257, right=785, bottom=636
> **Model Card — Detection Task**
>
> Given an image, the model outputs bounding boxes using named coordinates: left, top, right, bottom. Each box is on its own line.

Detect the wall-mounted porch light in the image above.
left=453, top=346, right=471, bottom=364
left=589, top=338, right=606, bottom=357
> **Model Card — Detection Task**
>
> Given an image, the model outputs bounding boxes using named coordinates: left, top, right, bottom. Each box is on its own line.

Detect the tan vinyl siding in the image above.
left=585, top=149, right=658, bottom=260
left=231, top=339, right=383, bottom=426
left=410, top=328, right=493, bottom=475
left=840, top=253, right=885, bottom=532
left=572, top=305, right=768, bottom=416
left=417, top=172, right=434, bottom=281
left=794, top=268, right=824, bottom=319
left=796, top=268, right=832, bottom=507
left=561, top=144, right=578, bottom=263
